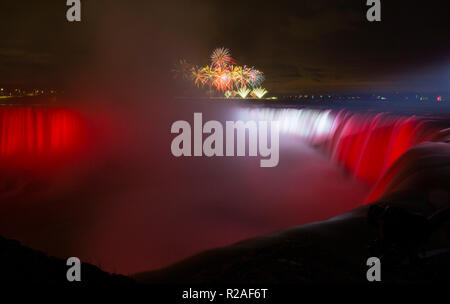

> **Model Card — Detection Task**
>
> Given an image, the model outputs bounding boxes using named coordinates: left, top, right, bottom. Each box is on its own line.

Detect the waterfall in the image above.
left=242, top=107, right=449, bottom=202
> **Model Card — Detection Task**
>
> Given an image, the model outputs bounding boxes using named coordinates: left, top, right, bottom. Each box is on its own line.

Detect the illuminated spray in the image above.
left=171, top=113, right=280, bottom=168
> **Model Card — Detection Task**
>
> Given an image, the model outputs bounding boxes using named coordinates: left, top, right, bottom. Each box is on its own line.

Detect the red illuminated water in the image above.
left=0, top=107, right=88, bottom=171
left=323, top=111, right=445, bottom=187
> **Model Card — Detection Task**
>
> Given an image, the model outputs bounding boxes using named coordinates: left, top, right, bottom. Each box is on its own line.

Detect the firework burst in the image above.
left=230, top=65, right=249, bottom=89
left=192, top=65, right=215, bottom=87
left=192, top=67, right=206, bottom=87
left=212, top=68, right=233, bottom=92
left=210, top=47, right=234, bottom=68
left=247, top=69, right=264, bottom=88
left=172, top=59, right=193, bottom=80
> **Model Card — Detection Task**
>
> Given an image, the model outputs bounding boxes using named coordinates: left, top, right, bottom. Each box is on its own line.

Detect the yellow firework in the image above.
left=237, top=87, right=251, bottom=99
left=252, top=87, right=268, bottom=99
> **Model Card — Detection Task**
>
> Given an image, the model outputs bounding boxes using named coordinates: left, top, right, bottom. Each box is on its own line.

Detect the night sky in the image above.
left=0, top=0, right=449, bottom=94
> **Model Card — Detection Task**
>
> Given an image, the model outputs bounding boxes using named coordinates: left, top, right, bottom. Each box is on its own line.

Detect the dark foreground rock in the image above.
left=133, top=206, right=450, bottom=284
left=0, top=236, right=134, bottom=284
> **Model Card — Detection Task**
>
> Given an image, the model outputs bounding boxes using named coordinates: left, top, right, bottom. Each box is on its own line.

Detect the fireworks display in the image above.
left=174, top=48, right=268, bottom=98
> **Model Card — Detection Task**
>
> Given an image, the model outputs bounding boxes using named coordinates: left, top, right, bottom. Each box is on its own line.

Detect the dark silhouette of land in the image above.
left=0, top=236, right=134, bottom=284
